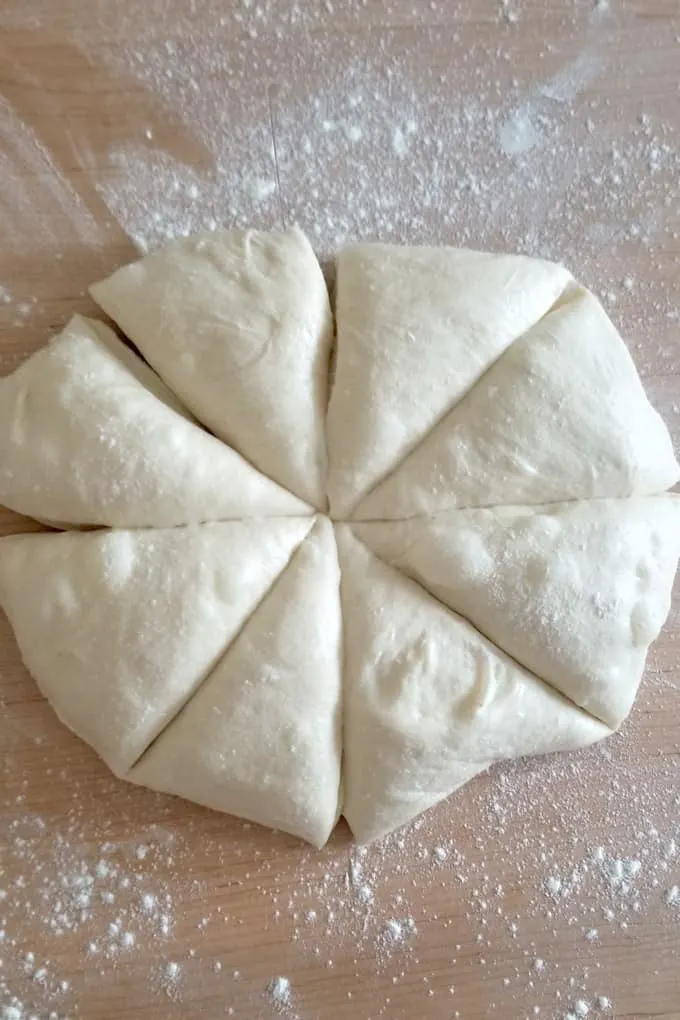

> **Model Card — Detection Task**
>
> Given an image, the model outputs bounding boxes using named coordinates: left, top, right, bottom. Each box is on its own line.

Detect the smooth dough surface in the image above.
left=91, top=227, right=333, bottom=508
left=327, top=244, right=572, bottom=517
left=131, top=518, right=342, bottom=848
left=353, top=496, right=680, bottom=729
left=0, top=519, right=312, bottom=776
left=0, top=315, right=308, bottom=528
left=356, top=287, right=680, bottom=519
left=0, top=231, right=678, bottom=847
left=336, top=527, right=610, bottom=844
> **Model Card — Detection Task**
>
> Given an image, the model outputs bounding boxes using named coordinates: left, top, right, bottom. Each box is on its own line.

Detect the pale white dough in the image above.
left=356, top=287, right=680, bottom=519
left=327, top=244, right=572, bottom=517
left=336, top=526, right=610, bottom=844
left=352, top=496, right=680, bottom=729
left=0, top=315, right=309, bottom=527
left=131, top=518, right=342, bottom=848
left=0, top=232, right=678, bottom=848
left=0, top=519, right=312, bottom=776
left=90, top=227, right=332, bottom=508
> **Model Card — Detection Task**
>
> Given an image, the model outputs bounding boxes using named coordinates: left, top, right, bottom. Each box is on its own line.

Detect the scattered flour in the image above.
left=267, top=974, right=291, bottom=1010
left=0, top=0, right=679, bottom=1017
left=164, top=961, right=180, bottom=981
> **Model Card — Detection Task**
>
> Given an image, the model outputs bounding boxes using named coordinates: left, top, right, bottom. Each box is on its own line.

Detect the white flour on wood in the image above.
left=0, top=0, right=679, bottom=1017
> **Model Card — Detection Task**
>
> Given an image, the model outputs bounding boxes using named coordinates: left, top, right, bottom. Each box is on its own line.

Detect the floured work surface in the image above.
left=0, top=1, right=679, bottom=1018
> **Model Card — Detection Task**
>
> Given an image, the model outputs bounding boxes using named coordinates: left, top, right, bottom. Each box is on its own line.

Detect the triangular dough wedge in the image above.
left=353, top=496, right=680, bottom=729
left=336, top=527, right=609, bottom=844
left=131, top=518, right=342, bottom=847
left=91, top=227, right=332, bottom=508
left=0, top=518, right=312, bottom=776
left=357, top=288, right=679, bottom=519
left=0, top=315, right=308, bottom=528
left=327, top=244, right=571, bottom=517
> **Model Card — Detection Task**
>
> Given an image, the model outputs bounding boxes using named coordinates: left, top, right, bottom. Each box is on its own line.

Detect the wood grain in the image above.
left=1, top=2, right=679, bottom=1018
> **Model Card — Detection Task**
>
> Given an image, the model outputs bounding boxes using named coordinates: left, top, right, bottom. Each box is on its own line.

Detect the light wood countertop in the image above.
left=1, top=2, right=679, bottom=1018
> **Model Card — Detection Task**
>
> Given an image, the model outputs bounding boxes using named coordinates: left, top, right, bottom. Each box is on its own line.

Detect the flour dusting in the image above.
left=0, top=0, right=679, bottom=1017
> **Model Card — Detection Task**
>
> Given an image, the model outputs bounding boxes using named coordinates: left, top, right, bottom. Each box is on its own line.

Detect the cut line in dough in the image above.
left=0, top=518, right=314, bottom=776
left=90, top=227, right=333, bottom=509
left=0, top=315, right=310, bottom=528
left=336, top=525, right=611, bottom=844
left=0, top=230, right=678, bottom=846
left=328, top=243, right=573, bottom=517
left=355, top=287, right=679, bottom=519
left=130, top=517, right=343, bottom=848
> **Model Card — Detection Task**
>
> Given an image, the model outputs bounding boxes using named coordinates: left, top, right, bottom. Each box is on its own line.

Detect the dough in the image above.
left=0, top=518, right=314, bottom=775
left=90, top=227, right=333, bottom=508
left=131, top=517, right=342, bottom=848
left=327, top=243, right=571, bottom=517
left=0, top=315, right=308, bottom=528
left=355, top=287, right=680, bottom=520
left=352, top=496, right=680, bottom=729
left=336, top=526, right=610, bottom=844
left=1, top=231, right=678, bottom=846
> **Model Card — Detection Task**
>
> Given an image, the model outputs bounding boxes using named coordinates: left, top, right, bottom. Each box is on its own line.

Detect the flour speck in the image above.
left=267, top=975, right=291, bottom=1009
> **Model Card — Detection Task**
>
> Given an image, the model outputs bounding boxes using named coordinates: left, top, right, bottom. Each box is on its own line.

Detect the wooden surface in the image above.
left=1, top=2, right=679, bottom=1018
